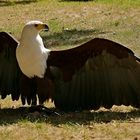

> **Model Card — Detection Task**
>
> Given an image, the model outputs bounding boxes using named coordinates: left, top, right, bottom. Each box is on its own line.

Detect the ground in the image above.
left=0, top=0, right=140, bottom=140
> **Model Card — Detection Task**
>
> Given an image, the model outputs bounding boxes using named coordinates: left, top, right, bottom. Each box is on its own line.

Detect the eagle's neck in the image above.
left=20, top=30, right=42, bottom=48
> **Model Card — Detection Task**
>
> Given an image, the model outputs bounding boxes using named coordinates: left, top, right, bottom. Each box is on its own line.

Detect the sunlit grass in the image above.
left=96, top=0, right=140, bottom=8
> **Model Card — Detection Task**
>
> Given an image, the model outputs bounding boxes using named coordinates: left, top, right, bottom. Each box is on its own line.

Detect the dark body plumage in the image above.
left=1, top=31, right=140, bottom=111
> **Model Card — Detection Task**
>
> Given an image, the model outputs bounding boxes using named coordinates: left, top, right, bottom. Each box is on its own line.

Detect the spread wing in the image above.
left=0, top=32, right=22, bottom=101
left=47, top=38, right=140, bottom=111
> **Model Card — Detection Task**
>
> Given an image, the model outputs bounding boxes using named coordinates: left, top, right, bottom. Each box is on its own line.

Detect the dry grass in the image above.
left=1, top=97, right=140, bottom=140
left=0, top=0, right=140, bottom=140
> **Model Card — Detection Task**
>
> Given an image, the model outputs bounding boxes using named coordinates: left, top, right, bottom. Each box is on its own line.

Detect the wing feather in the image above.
left=0, top=32, right=22, bottom=101
left=47, top=38, right=140, bottom=111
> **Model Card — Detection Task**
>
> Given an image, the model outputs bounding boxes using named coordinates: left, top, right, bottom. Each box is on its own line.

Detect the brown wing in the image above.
left=47, top=38, right=140, bottom=111
left=0, top=32, right=21, bottom=101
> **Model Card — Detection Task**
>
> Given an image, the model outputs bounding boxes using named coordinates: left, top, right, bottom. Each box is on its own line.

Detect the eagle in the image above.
left=0, top=20, right=140, bottom=111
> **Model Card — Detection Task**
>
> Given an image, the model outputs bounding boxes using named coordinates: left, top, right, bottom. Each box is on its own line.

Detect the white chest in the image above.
left=16, top=37, right=50, bottom=78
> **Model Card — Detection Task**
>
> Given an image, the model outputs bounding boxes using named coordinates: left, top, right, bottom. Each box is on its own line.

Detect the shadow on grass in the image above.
left=0, top=107, right=140, bottom=126
left=0, top=0, right=38, bottom=7
left=43, top=28, right=111, bottom=49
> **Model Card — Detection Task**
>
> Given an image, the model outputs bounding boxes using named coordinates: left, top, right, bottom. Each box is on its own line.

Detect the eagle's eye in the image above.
left=34, top=24, right=38, bottom=27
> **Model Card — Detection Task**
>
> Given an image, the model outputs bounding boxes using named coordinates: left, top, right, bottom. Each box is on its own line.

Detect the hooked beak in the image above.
left=44, top=24, right=49, bottom=31
left=35, top=23, right=49, bottom=32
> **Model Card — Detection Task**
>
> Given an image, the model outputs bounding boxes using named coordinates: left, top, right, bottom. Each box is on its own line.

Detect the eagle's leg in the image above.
left=32, top=76, right=60, bottom=115
left=36, top=77, right=50, bottom=105
left=20, top=75, right=37, bottom=105
left=20, top=75, right=59, bottom=115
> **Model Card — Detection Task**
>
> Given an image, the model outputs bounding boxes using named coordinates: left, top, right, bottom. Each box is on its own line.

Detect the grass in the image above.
left=0, top=0, right=140, bottom=140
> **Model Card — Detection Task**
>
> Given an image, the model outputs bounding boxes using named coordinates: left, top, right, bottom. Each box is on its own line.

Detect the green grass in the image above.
left=95, top=0, right=140, bottom=7
left=0, top=0, right=140, bottom=140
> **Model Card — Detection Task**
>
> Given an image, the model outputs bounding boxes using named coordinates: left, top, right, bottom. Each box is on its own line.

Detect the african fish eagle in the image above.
left=0, top=20, right=140, bottom=111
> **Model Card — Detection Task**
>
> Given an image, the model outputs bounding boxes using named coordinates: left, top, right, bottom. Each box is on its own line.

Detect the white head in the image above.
left=21, top=20, right=49, bottom=37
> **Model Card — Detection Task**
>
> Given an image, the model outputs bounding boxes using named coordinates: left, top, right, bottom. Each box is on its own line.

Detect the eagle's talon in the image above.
left=29, top=105, right=61, bottom=116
